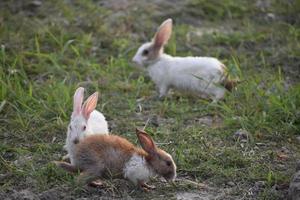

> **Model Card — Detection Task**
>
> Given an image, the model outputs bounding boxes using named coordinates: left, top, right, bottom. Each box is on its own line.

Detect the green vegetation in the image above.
left=0, top=0, right=299, bottom=199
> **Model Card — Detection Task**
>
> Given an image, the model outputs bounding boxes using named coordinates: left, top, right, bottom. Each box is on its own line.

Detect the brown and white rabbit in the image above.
left=55, top=129, right=176, bottom=190
left=132, top=18, right=237, bottom=100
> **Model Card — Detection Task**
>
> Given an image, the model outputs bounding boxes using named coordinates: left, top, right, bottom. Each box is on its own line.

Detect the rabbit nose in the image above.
left=73, top=137, right=79, bottom=144
left=164, top=172, right=176, bottom=181
left=132, top=56, right=138, bottom=63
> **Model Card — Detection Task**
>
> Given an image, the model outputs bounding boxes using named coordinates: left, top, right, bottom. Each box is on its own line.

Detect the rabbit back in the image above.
left=74, top=135, right=139, bottom=175
left=148, top=55, right=226, bottom=99
left=87, top=110, right=109, bottom=135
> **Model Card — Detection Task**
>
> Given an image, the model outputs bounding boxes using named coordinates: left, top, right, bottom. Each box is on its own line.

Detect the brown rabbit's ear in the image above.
left=153, top=19, right=173, bottom=50
left=73, top=87, right=85, bottom=116
left=136, top=129, right=157, bottom=155
left=82, top=92, right=98, bottom=120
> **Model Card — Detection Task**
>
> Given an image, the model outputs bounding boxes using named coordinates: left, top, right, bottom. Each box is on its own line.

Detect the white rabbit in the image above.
left=132, top=18, right=236, bottom=100
left=64, top=87, right=109, bottom=164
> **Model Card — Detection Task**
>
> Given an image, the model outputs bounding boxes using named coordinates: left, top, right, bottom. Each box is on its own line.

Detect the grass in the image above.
left=0, top=0, right=300, bottom=199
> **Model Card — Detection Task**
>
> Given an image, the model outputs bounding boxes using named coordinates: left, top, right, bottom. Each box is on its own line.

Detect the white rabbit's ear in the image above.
left=82, top=92, right=98, bottom=120
left=73, top=87, right=85, bottom=116
left=136, top=128, right=157, bottom=155
left=153, top=19, right=173, bottom=50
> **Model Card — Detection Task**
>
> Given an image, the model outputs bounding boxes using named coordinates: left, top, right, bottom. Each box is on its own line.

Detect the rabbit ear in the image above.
left=136, top=129, right=157, bottom=155
left=73, top=87, right=85, bottom=116
left=153, top=19, right=173, bottom=50
left=82, top=92, right=98, bottom=120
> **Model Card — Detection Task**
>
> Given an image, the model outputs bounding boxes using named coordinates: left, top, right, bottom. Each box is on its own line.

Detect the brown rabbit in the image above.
left=54, top=129, right=176, bottom=190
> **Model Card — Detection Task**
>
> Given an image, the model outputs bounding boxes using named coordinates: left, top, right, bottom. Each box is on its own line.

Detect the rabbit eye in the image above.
left=166, top=161, right=172, bottom=166
left=142, top=49, right=149, bottom=56
left=82, top=125, right=86, bottom=131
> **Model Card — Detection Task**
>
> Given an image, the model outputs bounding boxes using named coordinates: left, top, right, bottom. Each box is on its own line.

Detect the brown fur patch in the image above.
left=222, top=79, right=240, bottom=91
left=74, top=135, right=147, bottom=180
left=220, top=64, right=240, bottom=91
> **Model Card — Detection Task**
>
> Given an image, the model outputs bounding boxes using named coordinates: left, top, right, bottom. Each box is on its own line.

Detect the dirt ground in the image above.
left=0, top=0, right=299, bottom=199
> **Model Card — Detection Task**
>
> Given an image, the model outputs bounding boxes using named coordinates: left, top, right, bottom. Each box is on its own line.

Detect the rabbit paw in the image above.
left=62, top=154, right=70, bottom=162
left=89, top=180, right=104, bottom=188
left=138, top=181, right=156, bottom=192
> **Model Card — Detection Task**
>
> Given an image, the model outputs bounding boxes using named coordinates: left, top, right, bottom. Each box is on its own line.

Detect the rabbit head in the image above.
left=136, top=129, right=177, bottom=181
left=132, top=19, right=173, bottom=67
left=67, top=87, right=99, bottom=144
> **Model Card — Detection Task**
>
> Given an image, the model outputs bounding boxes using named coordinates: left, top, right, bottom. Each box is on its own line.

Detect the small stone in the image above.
left=29, top=1, right=42, bottom=7
left=91, top=46, right=99, bottom=52
left=281, top=146, right=290, bottom=154
left=256, top=142, right=266, bottom=146
left=227, top=181, right=235, bottom=187
left=277, top=164, right=286, bottom=170
left=14, top=156, right=32, bottom=168
left=196, top=116, right=213, bottom=126
left=255, top=181, right=266, bottom=188
left=265, top=13, right=276, bottom=21
left=288, top=171, right=300, bottom=200
left=233, top=129, right=249, bottom=141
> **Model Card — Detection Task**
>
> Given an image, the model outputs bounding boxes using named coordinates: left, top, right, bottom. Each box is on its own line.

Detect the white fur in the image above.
left=149, top=54, right=226, bottom=99
left=132, top=19, right=227, bottom=100
left=64, top=88, right=109, bottom=164
left=123, top=154, right=154, bottom=185
left=87, top=110, right=109, bottom=135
